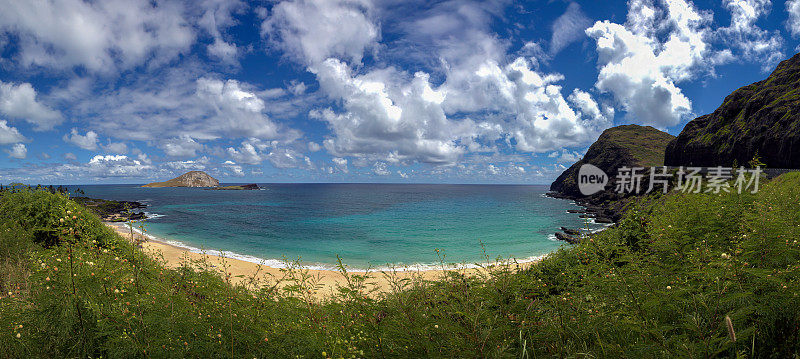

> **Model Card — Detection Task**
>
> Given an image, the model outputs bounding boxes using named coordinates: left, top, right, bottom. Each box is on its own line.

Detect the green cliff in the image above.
left=665, top=52, right=800, bottom=167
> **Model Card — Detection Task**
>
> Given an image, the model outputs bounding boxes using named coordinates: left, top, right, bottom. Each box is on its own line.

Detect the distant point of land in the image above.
left=142, top=171, right=220, bottom=188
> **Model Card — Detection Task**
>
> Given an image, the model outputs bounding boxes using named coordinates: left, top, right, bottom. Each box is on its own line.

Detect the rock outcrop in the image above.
left=548, top=125, right=674, bottom=225
left=550, top=125, right=675, bottom=198
left=142, top=171, right=220, bottom=188
left=71, top=197, right=147, bottom=222
left=206, top=184, right=260, bottom=190
left=665, top=52, right=800, bottom=168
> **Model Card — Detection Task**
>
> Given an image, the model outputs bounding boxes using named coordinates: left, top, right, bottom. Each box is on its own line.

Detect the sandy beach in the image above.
left=105, top=223, right=539, bottom=300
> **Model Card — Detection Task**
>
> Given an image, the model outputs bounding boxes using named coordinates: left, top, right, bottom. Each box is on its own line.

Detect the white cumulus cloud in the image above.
left=0, top=81, right=62, bottom=130
left=586, top=0, right=712, bottom=128
left=6, top=143, right=26, bottom=159
left=261, top=0, right=379, bottom=65
left=788, top=0, right=800, bottom=37
left=63, top=128, right=99, bottom=150
left=0, top=0, right=195, bottom=72
left=0, top=120, right=25, bottom=144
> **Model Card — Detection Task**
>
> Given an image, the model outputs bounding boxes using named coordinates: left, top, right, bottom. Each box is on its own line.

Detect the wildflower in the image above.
left=666, top=286, right=672, bottom=290
left=721, top=253, right=730, bottom=259
left=59, top=218, right=64, bottom=223
left=15, top=333, right=20, bottom=338
left=322, top=352, right=327, bottom=357
left=434, top=324, right=439, bottom=328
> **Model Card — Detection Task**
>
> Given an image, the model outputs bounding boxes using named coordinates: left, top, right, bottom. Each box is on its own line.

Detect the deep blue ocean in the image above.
left=78, top=184, right=606, bottom=270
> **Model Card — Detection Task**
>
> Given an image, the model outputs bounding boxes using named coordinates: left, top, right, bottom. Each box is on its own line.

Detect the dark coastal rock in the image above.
left=566, top=209, right=586, bottom=214
left=142, top=171, right=220, bottom=188
left=555, top=232, right=580, bottom=244
left=71, top=197, right=147, bottom=222
left=560, top=227, right=581, bottom=236
left=207, top=183, right=260, bottom=190
left=594, top=217, right=614, bottom=224
left=665, top=52, right=800, bottom=168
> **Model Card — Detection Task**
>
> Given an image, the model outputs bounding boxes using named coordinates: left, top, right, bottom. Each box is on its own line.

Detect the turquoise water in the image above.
left=80, top=184, right=604, bottom=270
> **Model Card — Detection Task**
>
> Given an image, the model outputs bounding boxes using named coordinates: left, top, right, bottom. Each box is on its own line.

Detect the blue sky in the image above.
left=0, top=0, right=798, bottom=185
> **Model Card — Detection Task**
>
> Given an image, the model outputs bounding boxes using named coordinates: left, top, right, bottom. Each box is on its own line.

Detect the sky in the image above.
left=0, top=0, right=798, bottom=185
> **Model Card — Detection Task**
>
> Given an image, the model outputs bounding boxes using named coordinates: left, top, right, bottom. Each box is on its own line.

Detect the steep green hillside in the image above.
left=665, top=52, right=800, bottom=167
left=550, top=124, right=675, bottom=198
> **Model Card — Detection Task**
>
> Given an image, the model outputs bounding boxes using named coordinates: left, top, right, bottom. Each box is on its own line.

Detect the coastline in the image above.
left=105, top=222, right=541, bottom=300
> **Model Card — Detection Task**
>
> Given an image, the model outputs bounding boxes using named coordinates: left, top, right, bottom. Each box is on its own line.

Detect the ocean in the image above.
left=79, top=184, right=607, bottom=270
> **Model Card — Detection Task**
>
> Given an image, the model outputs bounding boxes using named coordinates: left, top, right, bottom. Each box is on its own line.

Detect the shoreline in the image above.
left=105, top=222, right=541, bottom=300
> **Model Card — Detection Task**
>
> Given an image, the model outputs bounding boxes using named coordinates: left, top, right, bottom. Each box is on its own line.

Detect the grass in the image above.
left=1, top=174, right=800, bottom=357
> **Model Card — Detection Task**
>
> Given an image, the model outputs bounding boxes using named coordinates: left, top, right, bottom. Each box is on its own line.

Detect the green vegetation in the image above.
left=2, top=174, right=800, bottom=357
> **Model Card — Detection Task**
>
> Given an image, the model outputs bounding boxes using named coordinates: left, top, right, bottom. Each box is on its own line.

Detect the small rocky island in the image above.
left=206, top=184, right=260, bottom=190
left=142, top=171, right=220, bottom=188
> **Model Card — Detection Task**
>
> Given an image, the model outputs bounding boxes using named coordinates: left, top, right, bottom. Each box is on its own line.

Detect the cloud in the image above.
left=261, top=0, right=379, bottom=65
left=787, top=0, right=800, bottom=37
left=550, top=2, right=592, bottom=55
left=0, top=120, right=25, bottom=144
left=85, top=154, right=154, bottom=177
left=586, top=0, right=712, bottom=128
left=0, top=81, right=62, bottom=130
left=0, top=0, right=195, bottom=72
left=160, top=136, right=204, bottom=158
left=299, top=1, right=612, bottom=168
left=223, top=160, right=244, bottom=176
left=69, top=67, right=299, bottom=145
left=164, top=157, right=208, bottom=171
left=6, top=143, right=26, bottom=159
left=548, top=149, right=582, bottom=163
left=717, top=0, right=784, bottom=70
left=307, top=142, right=321, bottom=152
left=227, top=142, right=263, bottom=165
left=312, top=59, right=474, bottom=165
left=332, top=157, right=348, bottom=173
left=198, top=0, right=246, bottom=65
left=266, top=147, right=309, bottom=169
left=372, top=162, right=390, bottom=176
left=195, top=78, right=281, bottom=139
left=103, top=141, right=128, bottom=154
left=63, top=128, right=99, bottom=150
